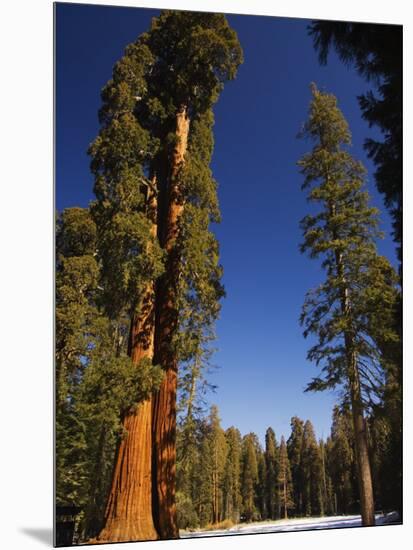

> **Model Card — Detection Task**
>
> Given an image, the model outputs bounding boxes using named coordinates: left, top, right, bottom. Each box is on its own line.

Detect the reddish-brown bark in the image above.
left=152, top=106, right=190, bottom=539
left=95, top=189, right=159, bottom=543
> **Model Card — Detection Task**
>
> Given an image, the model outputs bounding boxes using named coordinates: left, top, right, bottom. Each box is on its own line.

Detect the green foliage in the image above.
left=319, top=440, right=334, bottom=516
left=223, top=427, right=242, bottom=522
left=56, top=207, right=163, bottom=535
left=144, top=12, right=243, bottom=115
left=309, top=22, right=402, bottom=259
left=305, top=32, right=402, bottom=512
left=368, top=295, right=402, bottom=514
left=177, top=405, right=228, bottom=528
left=175, top=404, right=403, bottom=526
left=176, top=492, right=199, bottom=530
left=369, top=393, right=402, bottom=514
left=56, top=208, right=100, bottom=406
left=264, top=427, right=279, bottom=519
left=175, top=109, right=225, bottom=414
left=287, top=416, right=304, bottom=515
left=278, top=436, right=294, bottom=516
left=241, top=434, right=259, bottom=522
left=195, top=425, right=214, bottom=526
left=89, top=9, right=242, bottom=423
left=56, top=406, right=87, bottom=506
left=56, top=207, right=97, bottom=259
left=327, top=406, right=358, bottom=514
left=256, top=452, right=267, bottom=520
left=298, top=84, right=399, bottom=409
left=73, top=339, right=162, bottom=538
left=77, top=352, right=163, bottom=429
left=301, top=421, right=324, bottom=516
left=90, top=127, right=164, bottom=320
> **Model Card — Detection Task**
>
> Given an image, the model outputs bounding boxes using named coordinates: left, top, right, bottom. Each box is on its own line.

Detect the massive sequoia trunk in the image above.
left=152, top=106, right=190, bottom=539
left=96, top=189, right=159, bottom=543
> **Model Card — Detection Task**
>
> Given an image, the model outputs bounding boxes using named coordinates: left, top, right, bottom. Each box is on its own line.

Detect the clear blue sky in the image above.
left=55, top=3, right=397, bottom=446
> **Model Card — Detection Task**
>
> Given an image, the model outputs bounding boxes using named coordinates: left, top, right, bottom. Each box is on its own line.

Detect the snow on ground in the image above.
left=180, top=512, right=400, bottom=538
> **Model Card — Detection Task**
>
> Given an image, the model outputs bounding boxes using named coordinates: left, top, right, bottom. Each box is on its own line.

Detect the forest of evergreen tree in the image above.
left=174, top=403, right=399, bottom=530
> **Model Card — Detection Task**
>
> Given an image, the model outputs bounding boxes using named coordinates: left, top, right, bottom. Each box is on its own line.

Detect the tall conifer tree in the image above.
left=278, top=436, right=294, bottom=519
left=264, top=427, right=279, bottom=519
left=301, top=420, right=324, bottom=516
left=287, top=416, right=305, bottom=515
left=310, top=25, right=403, bottom=514
left=241, top=434, right=259, bottom=522
left=223, top=427, right=242, bottom=522
left=298, top=84, right=399, bottom=526
left=89, top=11, right=242, bottom=541
left=208, top=406, right=228, bottom=524
left=309, top=22, right=402, bottom=264
left=89, top=35, right=165, bottom=541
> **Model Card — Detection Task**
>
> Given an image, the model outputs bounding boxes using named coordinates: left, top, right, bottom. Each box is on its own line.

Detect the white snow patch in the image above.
left=180, top=512, right=400, bottom=538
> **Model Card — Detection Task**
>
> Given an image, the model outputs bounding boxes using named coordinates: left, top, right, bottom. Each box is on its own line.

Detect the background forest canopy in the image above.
left=55, top=6, right=402, bottom=544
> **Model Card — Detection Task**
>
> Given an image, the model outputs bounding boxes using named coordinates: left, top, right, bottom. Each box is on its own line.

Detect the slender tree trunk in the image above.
left=341, top=297, right=375, bottom=526
left=96, top=186, right=159, bottom=543
left=284, top=476, right=288, bottom=519
left=152, top=106, right=190, bottom=539
left=321, top=444, right=327, bottom=516
left=212, top=468, right=216, bottom=524
left=213, top=445, right=219, bottom=523
left=331, top=201, right=375, bottom=528
left=349, top=354, right=376, bottom=526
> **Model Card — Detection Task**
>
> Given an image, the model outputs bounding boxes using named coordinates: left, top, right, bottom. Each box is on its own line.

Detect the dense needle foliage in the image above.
left=298, top=84, right=399, bottom=407
left=309, top=21, right=402, bottom=263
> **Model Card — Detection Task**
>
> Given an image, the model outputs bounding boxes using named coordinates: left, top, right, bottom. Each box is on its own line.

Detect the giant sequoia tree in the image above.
left=298, top=84, right=399, bottom=526
left=56, top=208, right=163, bottom=540
left=89, top=36, right=165, bottom=541
left=89, top=10, right=242, bottom=542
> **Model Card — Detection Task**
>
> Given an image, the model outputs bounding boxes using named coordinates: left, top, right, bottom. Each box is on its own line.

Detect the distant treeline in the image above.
left=176, top=404, right=400, bottom=530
